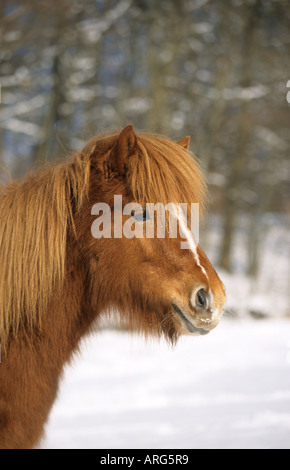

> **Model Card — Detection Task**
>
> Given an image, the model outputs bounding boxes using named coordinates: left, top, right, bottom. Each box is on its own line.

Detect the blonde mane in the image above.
left=0, top=131, right=206, bottom=344
left=0, top=155, right=91, bottom=344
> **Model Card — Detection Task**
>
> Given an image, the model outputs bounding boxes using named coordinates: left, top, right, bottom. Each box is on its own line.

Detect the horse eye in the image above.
left=131, top=208, right=150, bottom=222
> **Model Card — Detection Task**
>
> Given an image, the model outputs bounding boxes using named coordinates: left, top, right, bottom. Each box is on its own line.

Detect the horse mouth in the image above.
left=171, top=303, right=210, bottom=336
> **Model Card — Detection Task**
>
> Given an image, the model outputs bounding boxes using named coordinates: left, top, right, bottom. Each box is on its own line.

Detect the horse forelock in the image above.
left=85, top=130, right=207, bottom=215
left=129, top=133, right=207, bottom=217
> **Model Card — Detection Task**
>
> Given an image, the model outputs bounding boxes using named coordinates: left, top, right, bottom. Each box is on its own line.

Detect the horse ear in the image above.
left=177, top=136, right=190, bottom=150
left=109, top=125, right=137, bottom=175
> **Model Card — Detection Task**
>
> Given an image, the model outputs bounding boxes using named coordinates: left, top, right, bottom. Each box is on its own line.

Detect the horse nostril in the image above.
left=195, top=288, right=208, bottom=310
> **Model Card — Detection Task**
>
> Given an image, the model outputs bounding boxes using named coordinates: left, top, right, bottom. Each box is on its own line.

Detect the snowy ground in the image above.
left=42, top=318, right=290, bottom=449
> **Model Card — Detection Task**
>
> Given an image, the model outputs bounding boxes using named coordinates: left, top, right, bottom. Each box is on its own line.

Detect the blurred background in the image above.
left=0, top=0, right=290, bottom=449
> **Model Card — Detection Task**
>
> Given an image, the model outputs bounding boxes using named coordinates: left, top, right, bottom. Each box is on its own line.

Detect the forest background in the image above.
left=0, top=0, right=289, bottom=317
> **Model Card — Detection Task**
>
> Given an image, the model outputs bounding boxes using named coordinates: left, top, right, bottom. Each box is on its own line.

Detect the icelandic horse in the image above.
left=0, top=125, right=225, bottom=448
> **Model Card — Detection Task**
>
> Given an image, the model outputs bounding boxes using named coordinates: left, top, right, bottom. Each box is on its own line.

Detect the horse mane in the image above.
left=0, top=130, right=206, bottom=344
left=0, top=155, right=91, bottom=344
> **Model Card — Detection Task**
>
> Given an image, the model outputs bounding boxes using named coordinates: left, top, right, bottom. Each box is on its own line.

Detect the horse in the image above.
left=0, top=125, right=226, bottom=449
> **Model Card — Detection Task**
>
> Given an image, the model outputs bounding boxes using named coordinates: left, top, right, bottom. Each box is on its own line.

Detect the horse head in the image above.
left=78, top=125, right=226, bottom=343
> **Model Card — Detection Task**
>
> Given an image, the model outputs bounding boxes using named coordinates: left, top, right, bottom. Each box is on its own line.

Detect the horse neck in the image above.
left=0, top=243, right=98, bottom=449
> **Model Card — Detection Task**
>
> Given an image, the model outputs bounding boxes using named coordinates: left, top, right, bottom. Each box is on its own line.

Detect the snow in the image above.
left=77, top=0, right=132, bottom=45
left=223, top=85, right=269, bottom=101
left=1, top=118, right=42, bottom=137
left=42, top=318, right=290, bottom=449
left=0, top=94, right=46, bottom=120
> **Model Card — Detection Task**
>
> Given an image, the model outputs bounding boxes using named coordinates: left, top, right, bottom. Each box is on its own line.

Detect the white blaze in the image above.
left=172, top=204, right=209, bottom=281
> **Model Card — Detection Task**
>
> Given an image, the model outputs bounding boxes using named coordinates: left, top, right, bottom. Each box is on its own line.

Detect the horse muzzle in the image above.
left=171, top=303, right=211, bottom=335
